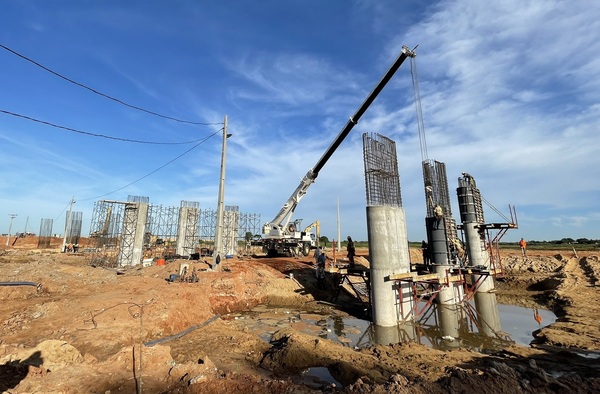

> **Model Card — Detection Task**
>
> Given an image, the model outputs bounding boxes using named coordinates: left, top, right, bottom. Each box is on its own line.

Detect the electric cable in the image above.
left=1, top=109, right=208, bottom=145
left=54, top=199, right=72, bottom=221
left=78, top=127, right=223, bottom=202
left=0, top=43, right=222, bottom=126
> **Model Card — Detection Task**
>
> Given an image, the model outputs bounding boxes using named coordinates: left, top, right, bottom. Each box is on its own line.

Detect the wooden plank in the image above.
left=389, top=272, right=417, bottom=280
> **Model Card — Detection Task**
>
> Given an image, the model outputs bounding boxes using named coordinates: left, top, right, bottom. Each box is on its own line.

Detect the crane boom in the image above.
left=263, top=45, right=416, bottom=238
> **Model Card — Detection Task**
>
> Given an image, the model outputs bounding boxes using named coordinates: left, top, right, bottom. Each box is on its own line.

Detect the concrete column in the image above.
left=132, top=202, right=148, bottom=266
left=427, top=217, right=461, bottom=305
left=473, top=292, right=501, bottom=337
left=438, top=304, right=461, bottom=348
left=118, top=202, right=148, bottom=267
left=371, top=325, right=400, bottom=345
left=457, top=181, right=495, bottom=293
left=371, top=321, right=418, bottom=345
left=367, top=205, right=411, bottom=326
left=464, top=222, right=494, bottom=293
left=176, top=206, right=197, bottom=257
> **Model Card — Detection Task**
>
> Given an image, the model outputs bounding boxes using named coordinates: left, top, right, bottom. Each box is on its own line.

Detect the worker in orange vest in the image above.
left=519, top=238, right=527, bottom=257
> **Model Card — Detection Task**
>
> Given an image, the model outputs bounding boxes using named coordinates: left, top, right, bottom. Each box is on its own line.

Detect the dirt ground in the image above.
left=1, top=238, right=600, bottom=393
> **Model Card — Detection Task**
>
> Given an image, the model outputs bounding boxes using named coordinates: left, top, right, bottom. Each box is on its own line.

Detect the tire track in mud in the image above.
left=536, top=256, right=600, bottom=350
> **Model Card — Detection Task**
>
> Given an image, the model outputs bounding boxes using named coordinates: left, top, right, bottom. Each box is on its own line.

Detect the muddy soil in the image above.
left=1, top=244, right=599, bottom=393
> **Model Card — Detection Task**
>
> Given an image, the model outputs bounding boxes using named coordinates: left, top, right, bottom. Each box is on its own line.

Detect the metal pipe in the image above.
left=0, top=281, right=42, bottom=290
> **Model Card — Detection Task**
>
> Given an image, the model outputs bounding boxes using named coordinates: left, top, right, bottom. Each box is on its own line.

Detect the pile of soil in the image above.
left=1, top=244, right=599, bottom=393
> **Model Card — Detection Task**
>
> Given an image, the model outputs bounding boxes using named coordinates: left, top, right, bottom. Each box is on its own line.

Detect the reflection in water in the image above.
left=473, top=292, right=502, bottom=337
left=533, top=308, right=543, bottom=325
left=224, top=300, right=555, bottom=353
left=369, top=300, right=512, bottom=351
left=332, top=316, right=344, bottom=337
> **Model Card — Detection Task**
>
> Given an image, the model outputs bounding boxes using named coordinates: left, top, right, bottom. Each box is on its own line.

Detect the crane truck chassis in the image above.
left=256, top=46, right=416, bottom=257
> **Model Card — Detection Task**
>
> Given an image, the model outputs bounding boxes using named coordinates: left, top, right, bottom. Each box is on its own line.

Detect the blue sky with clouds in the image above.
left=0, top=0, right=598, bottom=242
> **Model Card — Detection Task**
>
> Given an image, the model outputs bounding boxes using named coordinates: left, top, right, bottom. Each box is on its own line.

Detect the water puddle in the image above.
left=223, top=296, right=556, bottom=352
left=223, top=298, right=556, bottom=389
left=294, top=367, right=343, bottom=389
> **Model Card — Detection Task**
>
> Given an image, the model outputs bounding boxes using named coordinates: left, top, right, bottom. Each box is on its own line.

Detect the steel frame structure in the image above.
left=393, top=265, right=505, bottom=321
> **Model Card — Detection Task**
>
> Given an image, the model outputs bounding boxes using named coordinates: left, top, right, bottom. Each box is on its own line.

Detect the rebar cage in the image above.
left=362, top=132, right=402, bottom=207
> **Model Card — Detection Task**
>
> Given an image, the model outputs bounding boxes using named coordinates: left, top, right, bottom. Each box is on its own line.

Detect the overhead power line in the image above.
left=78, top=127, right=223, bottom=201
left=1, top=109, right=207, bottom=145
left=0, top=43, right=222, bottom=126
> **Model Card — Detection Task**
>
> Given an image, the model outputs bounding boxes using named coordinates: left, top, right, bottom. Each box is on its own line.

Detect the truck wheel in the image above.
left=267, top=249, right=277, bottom=257
left=302, top=243, right=311, bottom=256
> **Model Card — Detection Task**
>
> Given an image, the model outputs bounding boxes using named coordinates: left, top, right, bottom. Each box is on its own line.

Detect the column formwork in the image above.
left=457, top=174, right=495, bottom=293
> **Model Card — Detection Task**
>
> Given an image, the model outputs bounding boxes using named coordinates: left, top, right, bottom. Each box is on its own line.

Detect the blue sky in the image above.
left=1, top=0, right=598, bottom=243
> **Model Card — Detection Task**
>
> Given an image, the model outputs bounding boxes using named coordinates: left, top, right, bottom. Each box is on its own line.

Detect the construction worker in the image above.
left=434, top=205, right=443, bottom=229
left=519, top=238, right=527, bottom=257
left=421, top=240, right=430, bottom=265
left=313, top=246, right=322, bottom=266
left=316, top=252, right=326, bottom=289
left=347, top=236, right=355, bottom=267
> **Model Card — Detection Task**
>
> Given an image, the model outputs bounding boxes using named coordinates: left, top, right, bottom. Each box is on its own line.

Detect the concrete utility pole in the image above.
left=336, top=197, right=341, bottom=252
left=213, top=115, right=231, bottom=272
left=6, top=214, right=17, bottom=246
left=62, top=197, right=75, bottom=252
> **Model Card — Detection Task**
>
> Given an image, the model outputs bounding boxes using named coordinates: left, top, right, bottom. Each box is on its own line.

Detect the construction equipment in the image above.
left=304, top=220, right=321, bottom=245
left=257, top=46, right=416, bottom=257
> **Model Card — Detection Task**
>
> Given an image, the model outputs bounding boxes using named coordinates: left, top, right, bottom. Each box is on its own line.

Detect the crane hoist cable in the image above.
left=410, top=55, right=428, bottom=162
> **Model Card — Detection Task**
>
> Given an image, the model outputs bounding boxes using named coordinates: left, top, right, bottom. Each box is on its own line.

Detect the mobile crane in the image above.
left=258, top=46, right=416, bottom=257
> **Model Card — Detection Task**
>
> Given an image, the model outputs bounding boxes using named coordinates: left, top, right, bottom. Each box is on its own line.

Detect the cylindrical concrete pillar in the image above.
left=426, top=216, right=461, bottom=305
left=367, top=205, right=411, bottom=326
left=438, top=304, right=461, bottom=348
left=464, top=222, right=494, bottom=293
left=473, top=292, right=501, bottom=337
left=434, top=264, right=458, bottom=304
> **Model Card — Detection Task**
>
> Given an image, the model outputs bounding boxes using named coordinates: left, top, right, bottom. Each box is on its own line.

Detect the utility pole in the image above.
left=213, top=115, right=231, bottom=272
left=7, top=214, right=17, bottom=246
left=62, top=197, right=75, bottom=252
left=337, top=197, right=341, bottom=252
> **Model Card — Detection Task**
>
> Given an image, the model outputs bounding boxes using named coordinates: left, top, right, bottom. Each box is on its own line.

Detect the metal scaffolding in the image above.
left=239, top=212, right=262, bottom=239
left=89, top=196, right=149, bottom=267
left=199, top=207, right=217, bottom=248
left=362, top=133, right=402, bottom=207
left=89, top=196, right=259, bottom=263
left=89, top=200, right=125, bottom=249
left=146, top=205, right=179, bottom=244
